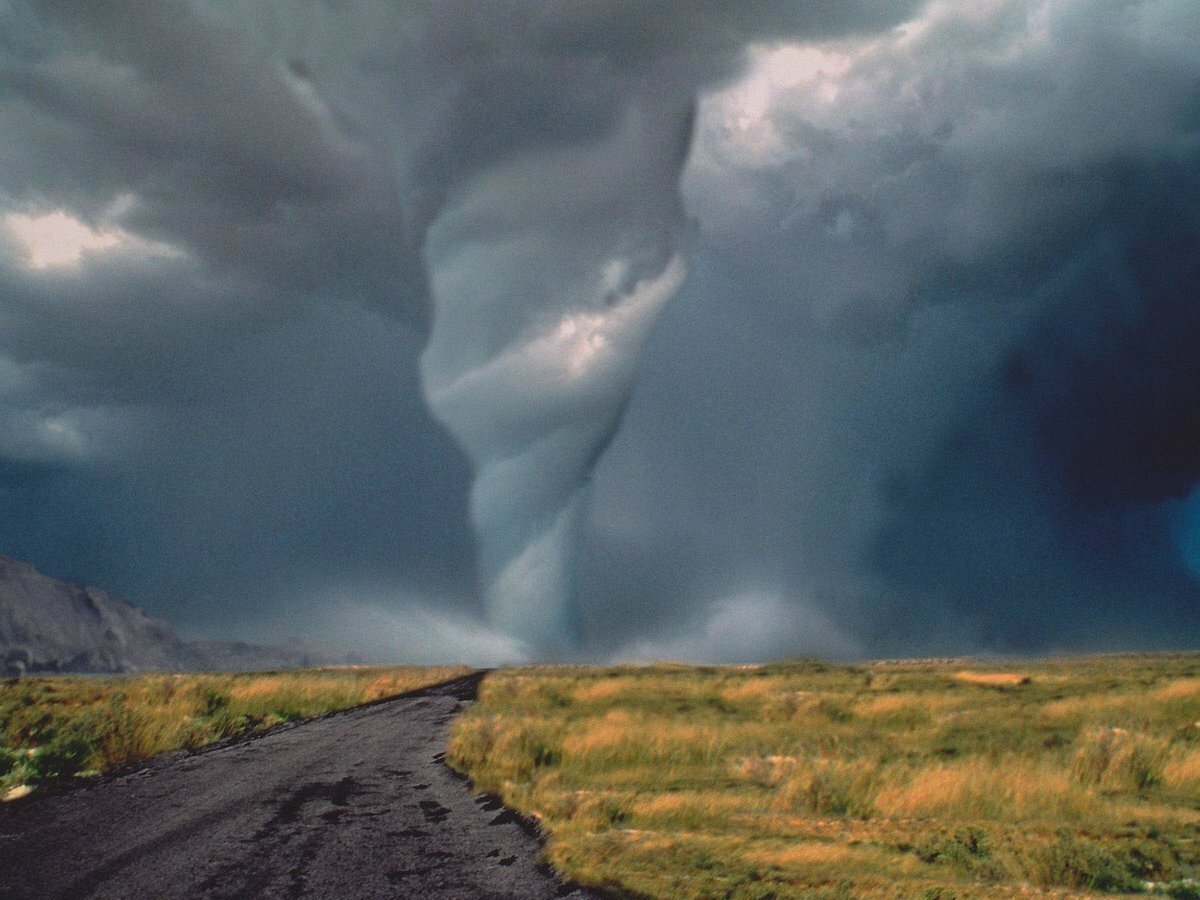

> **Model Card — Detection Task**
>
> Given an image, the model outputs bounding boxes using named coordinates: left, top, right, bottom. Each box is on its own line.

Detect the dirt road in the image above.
left=0, top=672, right=596, bottom=899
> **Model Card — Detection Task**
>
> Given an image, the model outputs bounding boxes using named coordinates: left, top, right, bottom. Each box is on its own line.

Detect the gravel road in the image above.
left=0, top=672, right=598, bottom=899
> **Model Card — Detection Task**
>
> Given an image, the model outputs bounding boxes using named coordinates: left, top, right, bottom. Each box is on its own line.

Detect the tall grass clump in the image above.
left=1072, top=726, right=1168, bottom=793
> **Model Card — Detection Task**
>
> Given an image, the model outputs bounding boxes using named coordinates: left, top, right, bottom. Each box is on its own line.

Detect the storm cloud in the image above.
left=0, top=0, right=1196, bottom=661
left=585, top=0, right=1200, bottom=658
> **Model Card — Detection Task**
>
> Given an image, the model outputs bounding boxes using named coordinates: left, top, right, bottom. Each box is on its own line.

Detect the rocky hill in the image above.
left=0, top=555, right=343, bottom=675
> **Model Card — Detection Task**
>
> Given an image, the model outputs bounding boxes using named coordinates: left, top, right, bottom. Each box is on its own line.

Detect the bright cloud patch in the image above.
left=693, top=42, right=854, bottom=171
left=616, top=592, right=863, bottom=664
left=310, top=589, right=530, bottom=666
left=0, top=408, right=97, bottom=462
left=4, top=208, right=182, bottom=270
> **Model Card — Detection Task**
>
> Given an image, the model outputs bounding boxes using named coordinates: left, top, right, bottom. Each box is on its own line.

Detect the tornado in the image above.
left=421, top=253, right=688, bottom=654
left=417, top=97, right=693, bottom=655
left=422, top=246, right=688, bottom=654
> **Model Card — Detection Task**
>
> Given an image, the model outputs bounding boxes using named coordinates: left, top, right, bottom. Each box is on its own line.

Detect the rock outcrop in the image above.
left=0, top=555, right=343, bottom=674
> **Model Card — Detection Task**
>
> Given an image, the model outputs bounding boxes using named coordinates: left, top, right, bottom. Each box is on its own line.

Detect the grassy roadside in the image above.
left=0, top=665, right=468, bottom=797
left=448, top=655, right=1200, bottom=899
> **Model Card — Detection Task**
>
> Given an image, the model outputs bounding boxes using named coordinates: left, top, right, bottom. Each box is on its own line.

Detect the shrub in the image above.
left=200, top=687, right=231, bottom=719
left=30, top=728, right=98, bottom=779
left=914, top=828, right=1006, bottom=882
left=1034, top=831, right=1136, bottom=891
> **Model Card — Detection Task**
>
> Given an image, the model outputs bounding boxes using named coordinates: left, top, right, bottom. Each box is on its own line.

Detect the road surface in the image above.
left=0, top=672, right=598, bottom=899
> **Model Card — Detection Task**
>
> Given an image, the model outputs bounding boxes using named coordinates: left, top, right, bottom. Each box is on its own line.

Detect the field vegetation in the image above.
left=0, top=665, right=466, bottom=797
left=448, top=655, right=1200, bottom=898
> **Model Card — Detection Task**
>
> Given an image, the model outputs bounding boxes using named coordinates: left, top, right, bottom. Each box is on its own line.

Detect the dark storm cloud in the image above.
left=863, top=0, right=1200, bottom=652
left=2, top=0, right=1194, bottom=661
left=0, top=0, right=470, bottom=652
left=582, top=0, right=1200, bottom=658
left=0, top=0, right=418, bottom=397
left=1024, top=204, right=1200, bottom=509
left=869, top=159, right=1200, bottom=652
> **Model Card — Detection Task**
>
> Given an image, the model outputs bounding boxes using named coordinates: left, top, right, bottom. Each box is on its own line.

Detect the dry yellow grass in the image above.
left=1151, top=677, right=1200, bottom=701
left=1163, top=746, right=1200, bottom=795
left=571, top=679, right=633, bottom=703
left=720, top=679, right=780, bottom=702
left=853, top=690, right=967, bottom=720
left=744, top=842, right=854, bottom=867
left=450, top=654, right=1200, bottom=898
left=1, top=666, right=468, bottom=794
left=873, top=757, right=1101, bottom=821
left=560, top=709, right=637, bottom=755
left=952, top=670, right=1032, bottom=687
left=631, top=790, right=748, bottom=822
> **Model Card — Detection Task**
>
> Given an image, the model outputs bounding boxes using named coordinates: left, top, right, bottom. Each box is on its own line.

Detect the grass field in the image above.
left=448, top=655, right=1200, bottom=898
left=0, top=665, right=467, bottom=797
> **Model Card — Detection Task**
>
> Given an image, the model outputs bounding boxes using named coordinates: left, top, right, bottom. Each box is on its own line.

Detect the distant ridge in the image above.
left=0, top=555, right=344, bottom=675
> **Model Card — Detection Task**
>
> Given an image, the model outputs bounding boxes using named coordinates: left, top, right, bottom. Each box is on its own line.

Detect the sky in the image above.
left=0, top=0, right=1197, bottom=664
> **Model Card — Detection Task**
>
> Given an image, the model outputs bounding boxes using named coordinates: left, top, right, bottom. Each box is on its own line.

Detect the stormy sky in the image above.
left=0, top=0, right=1197, bottom=663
